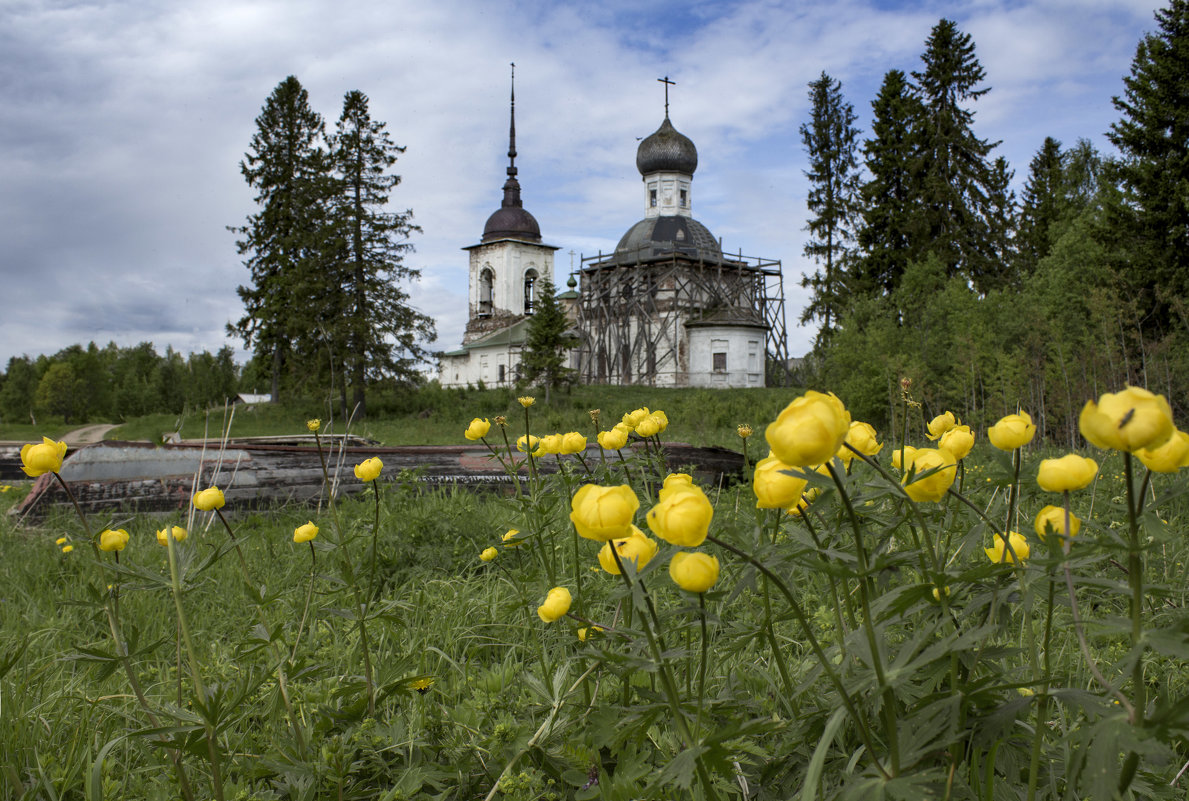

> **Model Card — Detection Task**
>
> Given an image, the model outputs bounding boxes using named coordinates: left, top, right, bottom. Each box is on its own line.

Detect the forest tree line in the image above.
left=797, top=7, right=1189, bottom=446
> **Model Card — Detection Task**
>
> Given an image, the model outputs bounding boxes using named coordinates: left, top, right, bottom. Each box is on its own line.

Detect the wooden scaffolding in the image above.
left=574, top=247, right=790, bottom=387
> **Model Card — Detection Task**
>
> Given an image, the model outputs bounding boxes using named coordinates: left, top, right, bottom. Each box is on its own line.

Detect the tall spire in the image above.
left=658, top=75, right=675, bottom=119
left=501, top=63, right=522, bottom=209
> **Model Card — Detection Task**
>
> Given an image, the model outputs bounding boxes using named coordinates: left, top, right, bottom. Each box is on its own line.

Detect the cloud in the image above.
left=0, top=0, right=1166, bottom=371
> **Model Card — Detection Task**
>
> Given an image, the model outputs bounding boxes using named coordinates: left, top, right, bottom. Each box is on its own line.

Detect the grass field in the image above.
left=2, top=391, right=1188, bottom=799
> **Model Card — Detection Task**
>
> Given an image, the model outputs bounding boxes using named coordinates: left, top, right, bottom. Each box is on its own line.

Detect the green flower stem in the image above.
left=292, top=542, right=317, bottom=663
left=164, top=525, right=224, bottom=801
left=53, top=472, right=196, bottom=801
left=213, top=508, right=309, bottom=752
left=615, top=448, right=636, bottom=487
left=825, top=461, right=900, bottom=776
left=762, top=510, right=798, bottom=715
left=798, top=509, right=851, bottom=647
left=1026, top=559, right=1057, bottom=801
left=608, top=548, right=719, bottom=801
left=1123, top=452, right=1146, bottom=721
left=523, top=406, right=538, bottom=481
left=1005, top=448, right=1022, bottom=539
left=696, top=593, right=710, bottom=738
left=496, top=425, right=525, bottom=497
left=706, top=534, right=891, bottom=780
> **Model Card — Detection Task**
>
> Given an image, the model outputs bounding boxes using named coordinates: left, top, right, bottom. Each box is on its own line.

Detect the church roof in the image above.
left=481, top=66, right=542, bottom=243
left=612, top=215, right=722, bottom=264
left=636, top=116, right=698, bottom=176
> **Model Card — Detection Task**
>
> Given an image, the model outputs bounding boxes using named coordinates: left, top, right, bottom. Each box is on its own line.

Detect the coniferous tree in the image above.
left=519, top=276, right=575, bottom=402
left=328, top=89, right=435, bottom=417
left=799, top=72, right=861, bottom=347
left=855, top=69, right=921, bottom=297
left=911, top=19, right=1001, bottom=293
left=984, top=156, right=1018, bottom=289
left=1016, top=137, right=1065, bottom=276
left=231, top=76, right=332, bottom=402
left=1106, top=0, right=1189, bottom=331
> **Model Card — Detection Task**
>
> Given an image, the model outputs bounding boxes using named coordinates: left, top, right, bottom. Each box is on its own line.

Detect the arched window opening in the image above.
left=479, top=268, right=494, bottom=316
left=524, top=269, right=539, bottom=315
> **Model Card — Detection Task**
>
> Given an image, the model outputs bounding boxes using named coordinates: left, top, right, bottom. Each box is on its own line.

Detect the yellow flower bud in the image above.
left=156, top=525, right=188, bottom=546
left=1034, top=505, right=1080, bottom=541
left=502, top=529, right=521, bottom=547
left=192, top=486, right=225, bottom=511
left=988, top=412, right=1037, bottom=451
left=1137, top=429, right=1189, bottom=473
left=464, top=418, right=491, bottom=441
left=98, top=528, right=129, bottom=552
left=939, top=425, right=975, bottom=461
left=753, top=454, right=808, bottom=510
left=20, top=437, right=67, bottom=477
left=596, top=526, right=658, bottom=574
left=539, top=433, right=564, bottom=455
left=1036, top=454, right=1098, bottom=492
left=480, top=547, right=498, bottom=562
left=570, top=484, right=640, bottom=542
left=293, top=521, right=318, bottom=543
left=737, top=424, right=753, bottom=439
left=354, top=457, right=383, bottom=482
left=926, top=411, right=957, bottom=441
left=560, top=432, right=587, bottom=455
left=597, top=427, right=629, bottom=451
left=985, top=531, right=1030, bottom=564
left=839, top=421, right=882, bottom=465
left=646, top=482, right=713, bottom=547
left=1079, top=386, right=1174, bottom=453
left=306, top=419, right=321, bottom=432
left=765, top=391, right=851, bottom=467
left=669, top=551, right=720, bottom=593
left=901, top=448, right=957, bottom=502
left=537, top=586, right=572, bottom=622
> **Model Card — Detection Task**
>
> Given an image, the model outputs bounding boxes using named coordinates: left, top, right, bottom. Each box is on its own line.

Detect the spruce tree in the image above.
left=855, top=69, right=921, bottom=296
left=1016, top=137, right=1065, bottom=277
left=799, top=71, right=861, bottom=347
left=984, top=156, right=1018, bottom=290
left=328, top=90, right=435, bottom=417
left=519, top=276, right=575, bottom=402
left=230, top=76, right=332, bottom=402
left=911, top=19, right=1001, bottom=293
left=1106, top=0, right=1189, bottom=330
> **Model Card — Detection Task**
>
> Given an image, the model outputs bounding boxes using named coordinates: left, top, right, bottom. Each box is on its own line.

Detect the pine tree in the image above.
left=328, top=89, right=435, bottom=417
left=1106, top=0, right=1189, bottom=330
left=519, top=276, right=575, bottom=402
left=1016, top=137, right=1065, bottom=276
left=799, top=72, right=861, bottom=347
left=855, top=69, right=921, bottom=296
left=911, top=19, right=1001, bottom=292
left=984, top=156, right=1018, bottom=290
left=230, top=76, right=332, bottom=402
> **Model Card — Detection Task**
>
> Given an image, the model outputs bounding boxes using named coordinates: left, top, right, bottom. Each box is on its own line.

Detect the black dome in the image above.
left=636, top=117, right=698, bottom=176
left=613, top=215, right=720, bottom=264
left=483, top=204, right=541, bottom=242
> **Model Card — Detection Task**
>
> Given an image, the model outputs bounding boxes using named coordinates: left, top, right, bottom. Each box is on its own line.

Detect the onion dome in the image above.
left=636, top=117, right=698, bottom=176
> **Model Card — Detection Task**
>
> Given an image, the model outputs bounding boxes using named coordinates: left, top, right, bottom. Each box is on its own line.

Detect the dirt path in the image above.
left=61, top=423, right=119, bottom=445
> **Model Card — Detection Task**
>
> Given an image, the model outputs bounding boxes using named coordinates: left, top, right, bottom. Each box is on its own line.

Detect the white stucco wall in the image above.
left=686, top=325, right=766, bottom=388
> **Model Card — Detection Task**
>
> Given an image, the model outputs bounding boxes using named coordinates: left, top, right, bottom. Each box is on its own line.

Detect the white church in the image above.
left=438, top=77, right=787, bottom=389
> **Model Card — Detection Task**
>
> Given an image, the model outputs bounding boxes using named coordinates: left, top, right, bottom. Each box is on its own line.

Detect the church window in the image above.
left=713, top=352, right=727, bottom=371
left=479, top=268, right=494, bottom=316
left=524, top=269, right=538, bottom=314
left=649, top=188, right=658, bottom=207
left=498, top=364, right=506, bottom=383
left=679, top=189, right=687, bottom=207
left=712, top=339, right=728, bottom=372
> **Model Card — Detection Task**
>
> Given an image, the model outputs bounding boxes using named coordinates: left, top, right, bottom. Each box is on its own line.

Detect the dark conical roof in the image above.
left=636, top=116, right=698, bottom=176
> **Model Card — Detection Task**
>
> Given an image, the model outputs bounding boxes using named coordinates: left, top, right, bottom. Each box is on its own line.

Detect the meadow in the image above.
left=2, top=385, right=1188, bottom=800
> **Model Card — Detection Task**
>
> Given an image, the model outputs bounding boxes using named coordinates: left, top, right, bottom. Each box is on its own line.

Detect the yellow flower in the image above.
left=1137, top=429, right=1189, bottom=473
left=192, top=486, right=225, bottom=511
left=597, top=526, right=659, bottom=574
left=765, top=391, right=851, bottom=467
left=926, top=411, right=958, bottom=440
left=753, top=454, right=808, bottom=510
left=597, top=427, right=629, bottom=451
left=560, top=432, right=587, bottom=455
left=516, top=434, right=543, bottom=456
left=480, top=546, right=498, bottom=562
left=985, top=531, right=1030, bottom=564
left=635, top=416, right=661, bottom=437
left=61, top=544, right=74, bottom=554
left=737, top=424, right=753, bottom=439
left=839, top=421, right=882, bottom=465
left=517, top=396, right=535, bottom=408
left=621, top=407, right=651, bottom=430
left=669, top=551, right=720, bottom=593
left=306, top=419, right=321, bottom=432
left=570, top=484, right=640, bottom=542
left=1034, top=505, right=1080, bottom=541
left=502, top=529, right=521, bottom=547
left=988, top=412, right=1037, bottom=451
left=539, top=433, right=564, bottom=455
left=537, top=586, right=572, bottom=622
left=901, top=448, right=957, bottom=502
left=658, top=472, right=694, bottom=501
left=939, top=425, right=975, bottom=461
left=1036, top=454, right=1098, bottom=492
left=891, top=446, right=919, bottom=471
left=651, top=410, right=669, bottom=432
left=20, top=437, right=68, bottom=477
left=98, top=528, right=129, bottom=552
left=354, top=457, right=383, bottom=482
left=646, top=482, right=713, bottom=547
left=464, top=418, right=491, bottom=441
left=55, top=537, right=67, bottom=545
left=410, top=677, right=434, bottom=694
left=578, top=626, right=603, bottom=642
left=493, top=415, right=507, bottom=426
left=1079, top=386, right=1175, bottom=453
left=931, top=585, right=951, bottom=602
left=156, top=525, right=188, bottom=546
left=293, top=521, right=318, bottom=543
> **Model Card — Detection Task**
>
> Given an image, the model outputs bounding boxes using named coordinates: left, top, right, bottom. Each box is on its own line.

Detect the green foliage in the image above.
left=519, top=276, right=576, bottom=402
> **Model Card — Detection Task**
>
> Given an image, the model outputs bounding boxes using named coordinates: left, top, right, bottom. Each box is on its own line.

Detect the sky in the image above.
left=0, top=0, right=1168, bottom=372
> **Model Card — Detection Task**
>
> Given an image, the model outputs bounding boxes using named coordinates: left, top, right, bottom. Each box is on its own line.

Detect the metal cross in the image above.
left=658, top=75, right=675, bottom=117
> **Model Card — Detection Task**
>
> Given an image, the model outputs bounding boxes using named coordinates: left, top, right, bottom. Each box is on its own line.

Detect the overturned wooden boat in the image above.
left=11, top=438, right=745, bottom=520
